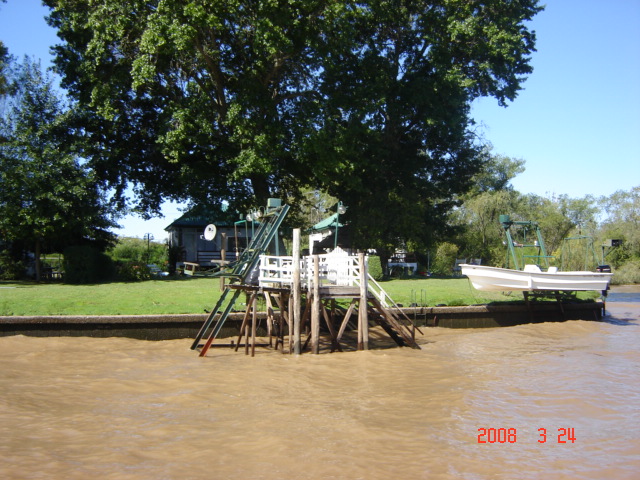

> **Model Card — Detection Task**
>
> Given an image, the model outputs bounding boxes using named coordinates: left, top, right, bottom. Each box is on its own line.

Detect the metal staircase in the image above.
left=191, top=202, right=290, bottom=355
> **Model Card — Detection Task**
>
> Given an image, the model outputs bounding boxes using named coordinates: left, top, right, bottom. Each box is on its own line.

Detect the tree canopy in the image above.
left=44, top=0, right=543, bottom=253
left=0, top=41, right=10, bottom=98
left=0, top=57, right=116, bottom=280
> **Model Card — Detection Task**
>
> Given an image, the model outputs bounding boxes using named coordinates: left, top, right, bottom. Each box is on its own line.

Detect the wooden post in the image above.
left=358, top=252, right=369, bottom=350
left=220, top=232, right=227, bottom=291
left=292, top=229, right=302, bottom=355
left=265, top=292, right=274, bottom=347
left=251, top=293, right=257, bottom=357
left=235, top=293, right=255, bottom=352
left=244, top=323, right=250, bottom=355
left=311, top=254, right=320, bottom=354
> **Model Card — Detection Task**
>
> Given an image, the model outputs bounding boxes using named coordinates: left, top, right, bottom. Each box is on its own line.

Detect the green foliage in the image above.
left=0, top=57, right=116, bottom=281
left=558, top=236, right=601, bottom=272
left=468, top=152, right=526, bottom=195
left=454, top=189, right=519, bottom=266
left=107, top=238, right=169, bottom=280
left=0, top=39, right=11, bottom=98
left=0, top=251, right=25, bottom=280
left=611, top=259, right=640, bottom=285
left=107, top=237, right=167, bottom=266
left=432, top=242, right=459, bottom=276
left=116, top=261, right=152, bottom=282
left=452, top=158, right=610, bottom=269
left=598, top=187, right=640, bottom=268
left=63, top=245, right=115, bottom=284
left=45, top=0, right=543, bottom=250
left=368, top=255, right=383, bottom=281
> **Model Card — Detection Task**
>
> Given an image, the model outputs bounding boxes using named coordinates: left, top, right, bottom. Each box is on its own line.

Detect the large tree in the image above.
left=0, top=57, right=116, bottom=280
left=45, top=0, right=542, bottom=253
left=0, top=41, right=10, bottom=98
left=0, top=0, right=9, bottom=97
left=450, top=153, right=525, bottom=264
left=599, top=186, right=640, bottom=265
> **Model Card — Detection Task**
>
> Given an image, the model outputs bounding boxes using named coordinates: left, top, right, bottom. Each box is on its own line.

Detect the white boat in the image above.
left=460, top=264, right=613, bottom=292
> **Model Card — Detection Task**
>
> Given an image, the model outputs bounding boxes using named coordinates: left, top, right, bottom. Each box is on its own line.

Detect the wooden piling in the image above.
left=292, top=228, right=302, bottom=355
left=358, top=252, right=369, bottom=350
left=311, top=254, right=320, bottom=354
left=251, top=294, right=257, bottom=357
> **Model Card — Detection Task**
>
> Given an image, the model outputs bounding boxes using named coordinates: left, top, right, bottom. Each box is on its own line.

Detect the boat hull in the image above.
left=460, top=264, right=613, bottom=292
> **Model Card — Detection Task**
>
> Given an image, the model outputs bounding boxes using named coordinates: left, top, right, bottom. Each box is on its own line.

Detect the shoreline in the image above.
left=0, top=301, right=606, bottom=340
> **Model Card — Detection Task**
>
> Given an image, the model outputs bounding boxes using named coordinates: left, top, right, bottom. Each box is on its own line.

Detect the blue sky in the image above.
left=1, top=0, right=639, bottom=241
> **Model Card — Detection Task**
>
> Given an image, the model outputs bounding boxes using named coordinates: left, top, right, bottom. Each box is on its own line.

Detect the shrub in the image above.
left=107, top=237, right=167, bottom=265
left=117, top=261, right=152, bottom=282
left=611, top=260, right=640, bottom=285
left=432, top=242, right=459, bottom=276
left=63, top=245, right=115, bottom=284
left=0, top=251, right=25, bottom=280
left=368, top=255, right=383, bottom=281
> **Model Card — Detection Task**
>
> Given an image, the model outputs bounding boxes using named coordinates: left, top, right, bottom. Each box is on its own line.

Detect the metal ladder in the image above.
left=191, top=204, right=290, bottom=355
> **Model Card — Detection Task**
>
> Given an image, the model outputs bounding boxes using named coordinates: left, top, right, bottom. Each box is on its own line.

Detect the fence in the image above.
left=258, top=252, right=355, bottom=288
left=258, top=253, right=392, bottom=307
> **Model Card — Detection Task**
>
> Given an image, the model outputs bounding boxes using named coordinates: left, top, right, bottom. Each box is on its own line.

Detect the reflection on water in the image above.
left=1, top=287, right=639, bottom=479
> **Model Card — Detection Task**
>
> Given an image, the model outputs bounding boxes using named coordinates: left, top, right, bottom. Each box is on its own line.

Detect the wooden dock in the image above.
left=192, top=247, right=421, bottom=357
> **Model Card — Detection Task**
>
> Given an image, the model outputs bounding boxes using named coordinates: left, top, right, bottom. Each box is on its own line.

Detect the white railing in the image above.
left=348, top=259, right=392, bottom=308
left=302, top=252, right=357, bottom=287
left=258, top=253, right=393, bottom=308
left=258, top=252, right=356, bottom=287
left=257, top=255, right=295, bottom=286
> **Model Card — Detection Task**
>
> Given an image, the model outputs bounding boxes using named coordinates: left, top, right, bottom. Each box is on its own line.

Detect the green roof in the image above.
left=165, top=205, right=242, bottom=230
left=310, top=213, right=345, bottom=232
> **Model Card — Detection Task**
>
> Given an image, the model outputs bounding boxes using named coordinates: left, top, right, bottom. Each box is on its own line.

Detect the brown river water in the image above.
left=1, top=286, right=639, bottom=479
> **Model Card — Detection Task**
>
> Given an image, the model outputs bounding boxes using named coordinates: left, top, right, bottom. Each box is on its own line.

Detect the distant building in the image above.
left=165, top=205, right=254, bottom=267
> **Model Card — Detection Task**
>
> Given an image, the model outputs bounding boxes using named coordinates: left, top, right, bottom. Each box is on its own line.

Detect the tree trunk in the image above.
left=34, top=239, right=42, bottom=282
left=249, top=175, right=271, bottom=206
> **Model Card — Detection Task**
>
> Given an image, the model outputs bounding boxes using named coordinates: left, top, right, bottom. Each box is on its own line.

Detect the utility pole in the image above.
left=144, top=233, right=154, bottom=264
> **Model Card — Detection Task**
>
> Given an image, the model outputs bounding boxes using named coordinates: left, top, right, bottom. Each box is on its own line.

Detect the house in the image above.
left=165, top=205, right=254, bottom=268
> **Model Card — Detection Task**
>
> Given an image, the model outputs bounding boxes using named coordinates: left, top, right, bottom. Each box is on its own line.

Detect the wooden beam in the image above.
left=369, top=296, right=420, bottom=349
left=337, top=298, right=358, bottom=341
left=321, top=301, right=343, bottom=353
left=273, top=292, right=290, bottom=353
left=235, top=293, right=256, bottom=352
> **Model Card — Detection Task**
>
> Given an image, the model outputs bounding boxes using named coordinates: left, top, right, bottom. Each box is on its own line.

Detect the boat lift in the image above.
left=499, top=215, right=553, bottom=271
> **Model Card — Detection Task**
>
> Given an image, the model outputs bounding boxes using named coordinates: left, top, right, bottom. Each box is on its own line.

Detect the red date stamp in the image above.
left=477, top=427, right=576, bottom=444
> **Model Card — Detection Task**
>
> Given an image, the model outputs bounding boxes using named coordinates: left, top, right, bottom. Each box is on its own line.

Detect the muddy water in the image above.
left=1, top=288, right=639, bottom=479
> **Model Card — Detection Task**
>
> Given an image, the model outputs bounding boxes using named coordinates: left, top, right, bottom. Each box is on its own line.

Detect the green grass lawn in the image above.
left=0, top=277, right=219, bottom=316
left=0, top=276, right=599, bottom=316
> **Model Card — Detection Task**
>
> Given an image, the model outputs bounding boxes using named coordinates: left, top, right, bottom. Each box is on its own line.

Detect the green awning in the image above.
left=310, top=213, right=345, bottom=232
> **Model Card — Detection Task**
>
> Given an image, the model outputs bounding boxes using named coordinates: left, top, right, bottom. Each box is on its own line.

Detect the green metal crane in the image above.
left=499, top=215, right=552, bottom=271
